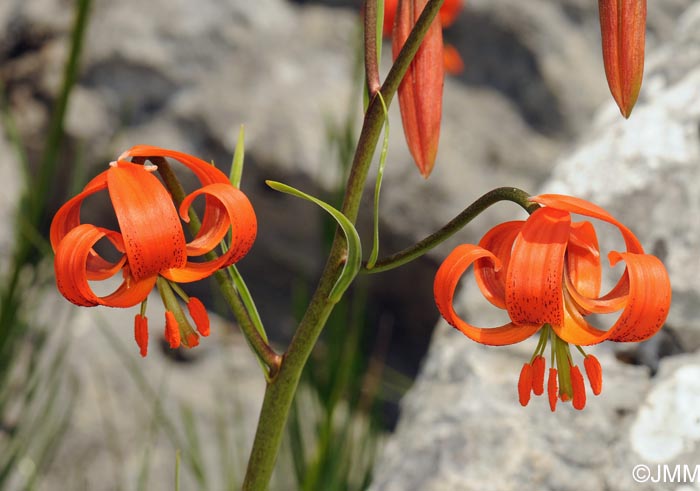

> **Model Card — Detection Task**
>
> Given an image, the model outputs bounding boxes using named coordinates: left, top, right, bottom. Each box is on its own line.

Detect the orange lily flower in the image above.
left=598, top=0, right=646, bottom=118
left=50, top=145, right=257, bottom=357
left=434, top=194, right=671, bottom=410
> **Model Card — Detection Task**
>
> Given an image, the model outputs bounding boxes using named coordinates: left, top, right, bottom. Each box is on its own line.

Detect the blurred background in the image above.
left=1, top=0, right=699, bottom=490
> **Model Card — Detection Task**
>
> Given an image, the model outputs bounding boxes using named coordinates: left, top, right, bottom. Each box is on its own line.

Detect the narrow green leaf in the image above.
left=266, top=181, right=361, bottom=302
left=229, top=125, right=245, bottom=189
left=376, top=0, right=384, bottom=67
left=366, top=91, right=389, bottom=269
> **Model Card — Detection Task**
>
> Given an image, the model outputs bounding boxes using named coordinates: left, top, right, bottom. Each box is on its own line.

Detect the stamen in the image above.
left=164, top=311, right=181, bottom=349
left=570, top=365, right=587, bottom=410
left=518, top=363, right=533, bottom=406
left=185, top=332, right=200, bottom=348
left=554, top=335, right=573, bottom=401
left=547, top=368, right=558, bottom=412
left=531, top=355, right=545, bottom=395
left=187, top=297, right=210, bottom=336
left=134, top=314, right=149, bottom=357
left=584, top=355, right=603, bottom=395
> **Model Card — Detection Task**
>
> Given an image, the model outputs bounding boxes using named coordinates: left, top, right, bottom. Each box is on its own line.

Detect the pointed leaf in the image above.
left=266, top=181, right=361, bottom=302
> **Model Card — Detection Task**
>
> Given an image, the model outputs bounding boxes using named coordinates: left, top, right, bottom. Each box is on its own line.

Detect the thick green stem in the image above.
left=363, top=187, right=538, bottom=273
left=242, top=1, right=445, bottom=489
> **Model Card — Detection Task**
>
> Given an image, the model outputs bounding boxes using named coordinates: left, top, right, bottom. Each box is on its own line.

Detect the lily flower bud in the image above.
left=598, top=0, right=647, bottom=118
left=392, top=0, right=444, bottom=178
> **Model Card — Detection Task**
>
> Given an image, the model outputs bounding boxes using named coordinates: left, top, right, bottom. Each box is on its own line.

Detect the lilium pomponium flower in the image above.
left=50, top=145, right=257, bottom=357
left=434, top=194, right=671, bottom=411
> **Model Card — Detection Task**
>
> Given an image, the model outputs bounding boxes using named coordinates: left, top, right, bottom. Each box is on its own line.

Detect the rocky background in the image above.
left=1, top=0, right=699, bottom=489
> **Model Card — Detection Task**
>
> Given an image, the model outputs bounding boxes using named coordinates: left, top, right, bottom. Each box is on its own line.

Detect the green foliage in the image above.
left=0, top=0, right=92, bottom=488
left=285, top=284, right=384, bottom=491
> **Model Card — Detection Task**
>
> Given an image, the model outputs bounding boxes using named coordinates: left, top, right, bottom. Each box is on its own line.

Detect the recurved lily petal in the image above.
left=108, top=161, right=187, bottom=281
left=162, top=182, right=257, bottom=283
left=474, top=220, right=523, bottom=309
left=120, top=145, right=230, bottom=186
left=606, top=251, right=671, bottom=342
left=598, top=0, right=647, bottom=118
left=49, top=172, right=128, bottom=281
left=533, top=193, right=642, bottom=313
left=566, top=221, right=602, bottom=303
left=531, top=194, right=643, bottom=253
left=434, top=244, right=542, bottom=345
left=120, top=145, right=238, bottom=243
left=50, top=172, right=108, bottom=252
left=54, top=224, right=157, bottom=308
left=393, top=0, right=444, bottom=178
left=506, top=207, right=570, bottom=327
left=178, top=183, right=256, bottom=258
left=556, top=251, right=670, bottom=345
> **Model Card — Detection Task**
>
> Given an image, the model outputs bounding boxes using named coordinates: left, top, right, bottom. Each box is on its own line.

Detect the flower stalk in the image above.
left=241, top=1, right=445, bottom=488
left=363, top=187, right=537, bottom=273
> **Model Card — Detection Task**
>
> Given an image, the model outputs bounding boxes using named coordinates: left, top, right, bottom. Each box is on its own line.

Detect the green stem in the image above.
left=150, top=157, right=281, bottom=375
left=364, top=187, right=538, bottom=273
left=364, top=0, right=381, bottom=96
left=242, top=1, right=446, bottom=489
